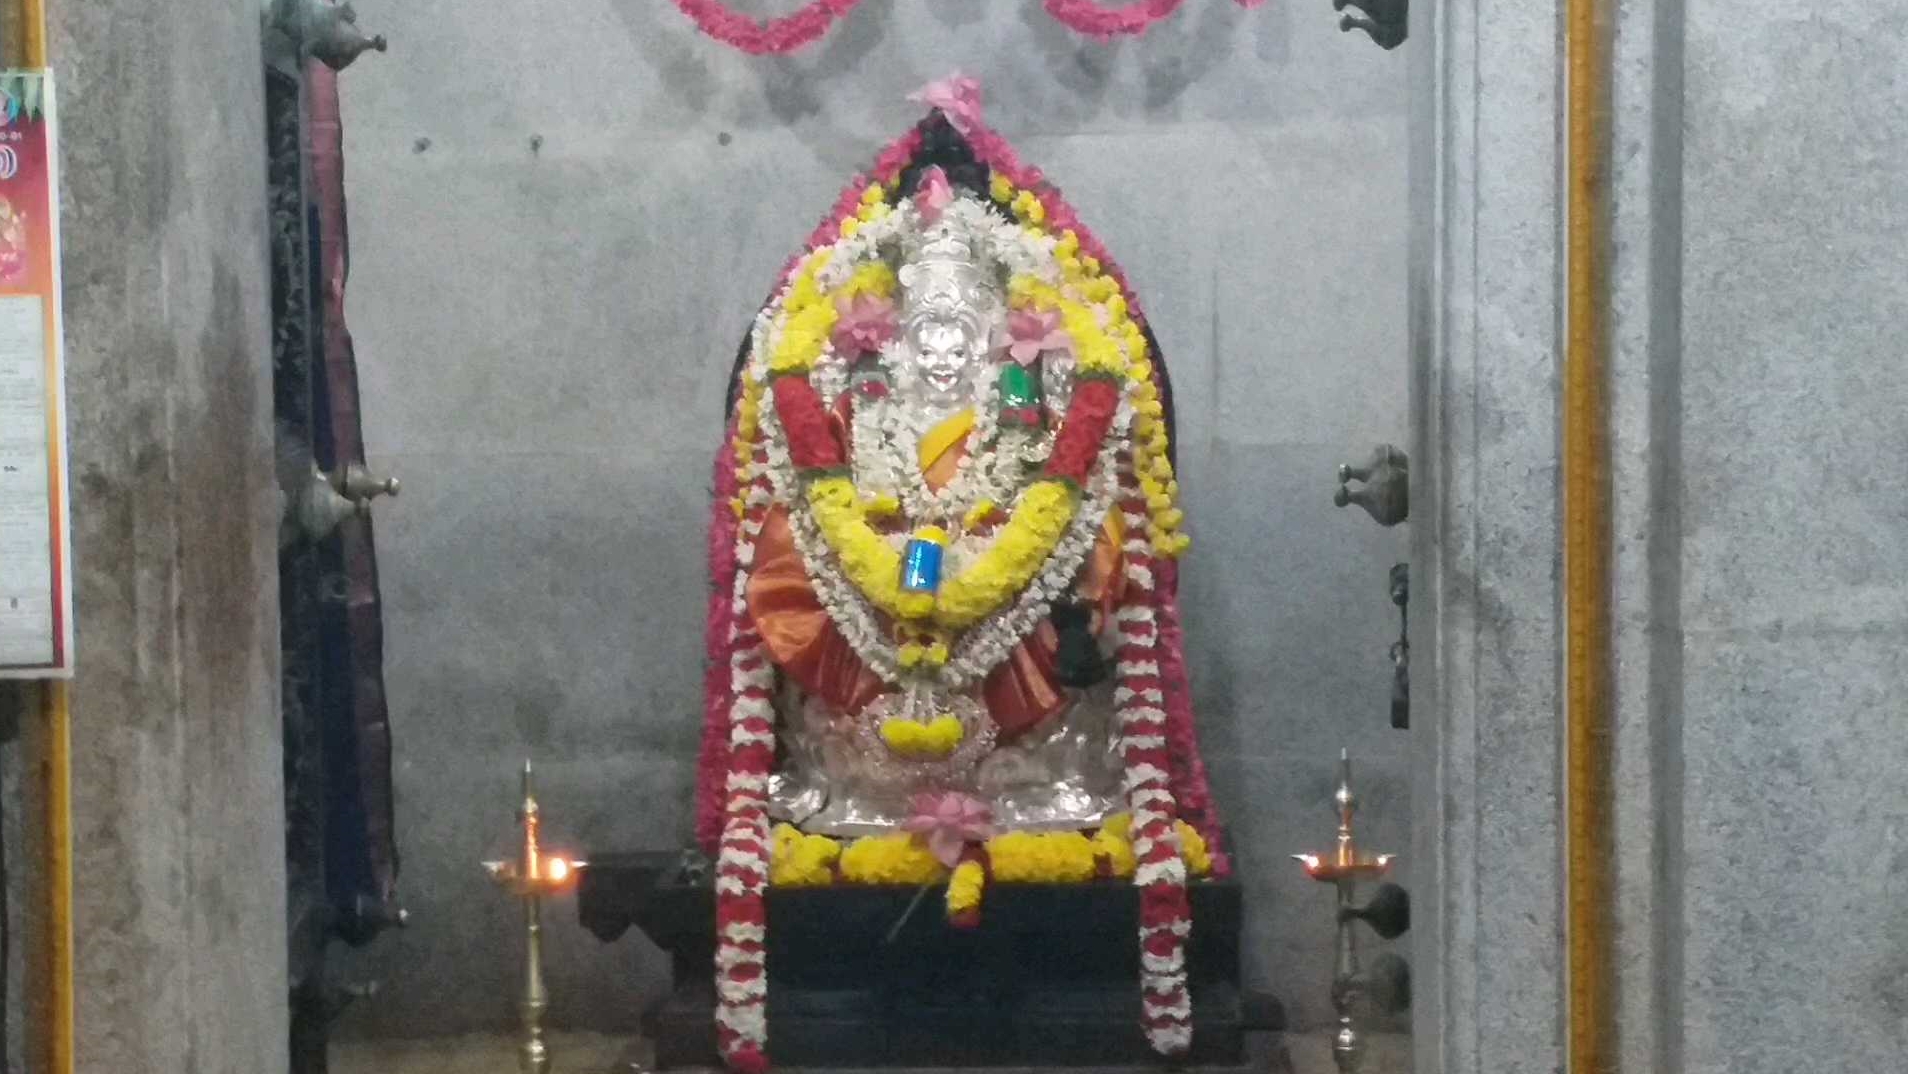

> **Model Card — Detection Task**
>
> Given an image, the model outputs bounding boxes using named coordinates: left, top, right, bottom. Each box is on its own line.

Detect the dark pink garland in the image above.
left=673, top=0, right=863, bottom=56
left=675, top=0, right=1264, bottom=54
left=1044, top=0, right=1184, bottom=40
left=696, top=419, right=746, bottom=853
left=1152, top=558, right=1231, bottom=877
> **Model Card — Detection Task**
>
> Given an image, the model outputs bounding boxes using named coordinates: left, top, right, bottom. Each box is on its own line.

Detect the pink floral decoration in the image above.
left=908, top=73, right=984, bottom=132
left=695, top=420, right=744, bottom=852
left=832, top=293, right=897, bottom=355
left=1003, top=307, right=1071, bottom=366
left=1154, top=558, right=1230, bottom=876
left=671, top=0, right=863, bottom=56
left=913, top=165, right=955, bottom=224
left=674, top=0, right=1261, bottom=54
left=902, top=791, right=996, bottom=868
left=1044, top=0, right=1184, bottom=39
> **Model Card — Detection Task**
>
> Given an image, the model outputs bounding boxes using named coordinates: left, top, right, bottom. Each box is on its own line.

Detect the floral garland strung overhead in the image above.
left=672, top=0, right=1265, bottom=55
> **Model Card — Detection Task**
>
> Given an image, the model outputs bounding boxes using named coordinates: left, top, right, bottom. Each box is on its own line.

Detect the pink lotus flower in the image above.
left=1003, top=307, right=1071, bottom=366
left=914, top=166, right=954, bottom=225
left=832, top=293, right=896, bottom=355
left=903, top=791, right=994, bottom=868
left=908, top=73, right=983, bottom=132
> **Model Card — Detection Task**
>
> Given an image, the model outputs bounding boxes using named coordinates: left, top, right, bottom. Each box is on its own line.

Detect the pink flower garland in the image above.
left=1153, top=558, right=1231, bottom=876
left=701, top=101, right=1231, bottom=1070
left=695, top=421, right=745, bottom=852
left=674, top=0, right=1263, bottom=54
left=673, top=0, right=863, bottom=56
left=713, top=466, right=779, bottom=1073
left=1111, top=457, right=1194, bottom=1057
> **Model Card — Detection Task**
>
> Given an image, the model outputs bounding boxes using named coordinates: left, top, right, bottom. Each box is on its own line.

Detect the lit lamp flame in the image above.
left=1292, top=748, right=1396, bottom=1074
left=483, top=760, right=586, bottom=1074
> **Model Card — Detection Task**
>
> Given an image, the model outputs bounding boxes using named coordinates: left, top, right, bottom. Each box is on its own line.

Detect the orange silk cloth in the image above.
left=748, top=402, right=1124, bottom=741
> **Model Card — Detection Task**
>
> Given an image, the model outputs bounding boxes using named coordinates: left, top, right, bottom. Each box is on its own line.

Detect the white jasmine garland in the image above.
left=748, top=190, right=1148, bottom=690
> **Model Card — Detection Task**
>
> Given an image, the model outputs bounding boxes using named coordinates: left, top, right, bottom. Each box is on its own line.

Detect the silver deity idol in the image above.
left=767, top=199, right=1125, bottom=835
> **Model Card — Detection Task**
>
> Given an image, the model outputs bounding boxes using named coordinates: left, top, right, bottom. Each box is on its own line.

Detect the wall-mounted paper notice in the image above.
left=0, top=71, right=70, bottom=678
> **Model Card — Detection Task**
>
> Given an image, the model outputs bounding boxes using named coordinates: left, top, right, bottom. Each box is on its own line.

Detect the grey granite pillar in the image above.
left=19, top=3, right=287, bottom=1073
left=1407, top=1, right=1567, bottom=1072
left=1413, top=1, right=1908, bottom=1072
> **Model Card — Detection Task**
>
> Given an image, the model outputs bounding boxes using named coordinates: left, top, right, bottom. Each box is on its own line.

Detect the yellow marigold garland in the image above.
left=877, top=715, right=964, bottom=758
left=1092, top=813, right=1138, bottom=879
left=985, top=830, right=1099, bottom=884
left=946, top=859, right=987, bottom=918
left=838, top=833, right=948, bottom=885
left=768, top=823, right=841, bottom=887
left=765, top=814, right=1206, bottom=891
left=805, top=476, right=909, bottom=615
left=931, top=479, right=1078, bottom=630
left=1175, top=819, right=1212, bottom=877
left=805, top=474, right=1082, bottom=630
left=762, top=182, right=1188, bottom=645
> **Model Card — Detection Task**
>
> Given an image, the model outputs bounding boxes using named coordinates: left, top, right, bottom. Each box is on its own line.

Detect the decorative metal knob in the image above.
left=293, top=465, right=365, bottom=541
left=337, top=463, right=401, bottom=504
left=1334, top=0, right=1408, bottom=50
left=1335, top=445, right=1409, bottom=527
left=1341, top=882, right=1410, bottom=940
left=265, top=0, right=388, bottom=71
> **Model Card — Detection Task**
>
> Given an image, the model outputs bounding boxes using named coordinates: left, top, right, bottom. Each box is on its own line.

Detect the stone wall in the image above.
left=1412, top=2, right=1908, bottom=1073
left=13, top=2, right=286, bottom=1074
left=330, top=3, right=1414, bottom=1038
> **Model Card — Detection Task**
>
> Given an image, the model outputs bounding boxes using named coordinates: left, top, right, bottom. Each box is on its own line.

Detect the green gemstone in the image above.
left=997, top=362, right=1041, bottom=410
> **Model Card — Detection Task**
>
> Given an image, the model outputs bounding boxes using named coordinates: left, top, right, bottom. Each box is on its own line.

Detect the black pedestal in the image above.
left=579, top=851, right=1278, bottom=1069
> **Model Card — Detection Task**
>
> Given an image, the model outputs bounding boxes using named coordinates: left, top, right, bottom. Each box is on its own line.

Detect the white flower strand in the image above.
left=751, top=190, right=1145, bottom=690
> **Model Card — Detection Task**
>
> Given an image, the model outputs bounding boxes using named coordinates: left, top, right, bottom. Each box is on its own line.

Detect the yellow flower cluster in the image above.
left=962, top=498, right=999, bottom=530
left=838, top=832, right=948, bottom=885
left=731, top=372, right=764, bottom=493
left=1007, top=276, right=1126, bottom=379
left=996, top=175, right=1190, bottom=561
left=878, top=715, right=964, bottom=759
left=806, top=476, right=908, bottom=617
left=1132, top=369, right=1189, bottom=557
left=932, top=479, right=1078, bottom=630
left=1092, top=813, right=1138, bottom=879
left=1000, top=185, right=1188, bottom=559
left=764, top=814, right=1210, bottom=892
left=769, top=823, right=841, bottom=887
left=1175, top=820, right=1212, bottom=877
left=985, top=830, right=1099, bottom=884
left=946, top=859, right=986, bottom=918
left=840, top=261, right=896, bottom=301
left=805, top=476, right=1077, bottom=631
left=896, top=637, right=950, bottom=669
left=768, top=251, right=837, bottom=376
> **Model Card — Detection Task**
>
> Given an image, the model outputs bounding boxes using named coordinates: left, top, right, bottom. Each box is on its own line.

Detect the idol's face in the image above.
left=908, top=318, right=981, bottom=409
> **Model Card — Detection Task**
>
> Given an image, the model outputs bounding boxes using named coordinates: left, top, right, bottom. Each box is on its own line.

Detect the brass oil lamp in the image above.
left=1293, top=748, right=1395, bottom=1073
left=484, top=761, right=586, bottom=1074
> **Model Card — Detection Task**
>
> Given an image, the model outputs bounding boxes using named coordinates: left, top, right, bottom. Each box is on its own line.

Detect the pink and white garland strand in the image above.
left=712, top=458, right=779, bottom=1074
left=1111, top=455, right=1195, bottom=1055
left=696, top=90, right=1229, bottom=1069
left=674, top=0, right=1265, bottom=54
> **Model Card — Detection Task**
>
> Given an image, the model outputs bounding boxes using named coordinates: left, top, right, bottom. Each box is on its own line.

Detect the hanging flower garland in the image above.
left=745, top=186, right=1145, bottom=688
left=674, top=0, right=1264, bottom=54
left=673, top=0, right=865, bottom=56
left=700, top=88, right=1228, bottom=1073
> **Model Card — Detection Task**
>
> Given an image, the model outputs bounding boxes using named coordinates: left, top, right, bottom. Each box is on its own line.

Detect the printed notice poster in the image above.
left=0, top=72, right=70, bottom=678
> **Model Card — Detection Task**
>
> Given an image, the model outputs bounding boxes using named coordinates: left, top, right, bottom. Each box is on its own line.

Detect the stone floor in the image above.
left=329, top=1031, right=1411, bottom=1074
